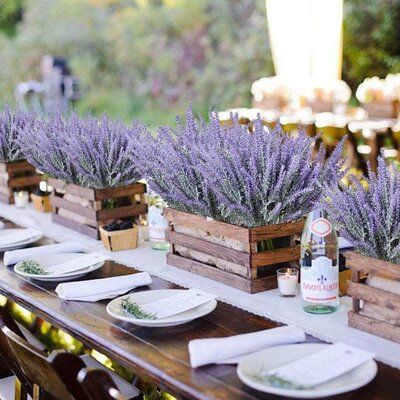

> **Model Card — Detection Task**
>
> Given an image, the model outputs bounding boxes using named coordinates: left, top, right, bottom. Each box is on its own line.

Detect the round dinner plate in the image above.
left=0, top=229, right=43, bottom=252
left=237, top=343, right=377, bottom=399
left=107, top=289, right=218, bottom=327
left=14, top=253, right=104, bottom=282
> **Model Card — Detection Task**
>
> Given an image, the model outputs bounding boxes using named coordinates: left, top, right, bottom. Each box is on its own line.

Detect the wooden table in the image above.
left=0, top=219, right=399, bottom=399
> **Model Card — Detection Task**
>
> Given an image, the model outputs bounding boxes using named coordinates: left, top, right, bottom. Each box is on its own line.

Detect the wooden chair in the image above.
left=0, top=306, right=35, bottom=399
left=1, top=325, right=88, bottom=400
left=78, top=369, right=127, bottom=400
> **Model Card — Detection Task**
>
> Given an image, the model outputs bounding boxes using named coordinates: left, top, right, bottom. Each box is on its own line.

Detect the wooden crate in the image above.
left=49, top=178, right=147, bottom=239
left=0, top=160, right=42, bottom=204
left=346, top=251, right=400, bottom=343
left=164, top=208, right=305, bottom=293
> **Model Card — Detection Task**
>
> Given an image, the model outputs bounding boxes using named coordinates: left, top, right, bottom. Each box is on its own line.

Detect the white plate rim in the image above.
left=0, top=232, right=43, bottom=251
left=14, top=253, right=103, bottom=280
left=237, top=343, right=378, bottom=399
left=106, top=289, right=217, bottom=327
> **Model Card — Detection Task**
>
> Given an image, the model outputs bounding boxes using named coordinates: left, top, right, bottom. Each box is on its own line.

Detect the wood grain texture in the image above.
left=167, top=253, right=277, bottom=293
left=166, top=208, right=301, bottom=293
left=164, top=208, right=250, bottom=242
left=0, top=219, right=399, bottom=399
left=348, top=281, right=400, bottom=313
left=249, top=219, right=305, bottom=241
left=345, top=251, right=400, bottom=280
left=0, top=160, right=42, bottom=204
left=49, top=180, right=147, bottom=238
left=348, top=311, right=400, bottom=344
left=251, top=246, right=301, bottom=267
left=166, top=230, right=251, bottom=267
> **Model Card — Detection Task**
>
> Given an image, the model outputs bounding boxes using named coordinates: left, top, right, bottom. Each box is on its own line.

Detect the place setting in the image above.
left=188, top=326, right=378, bottom=399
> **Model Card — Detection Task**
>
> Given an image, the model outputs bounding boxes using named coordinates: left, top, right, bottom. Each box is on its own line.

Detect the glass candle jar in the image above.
left=277, top=268, right=299, bottom=297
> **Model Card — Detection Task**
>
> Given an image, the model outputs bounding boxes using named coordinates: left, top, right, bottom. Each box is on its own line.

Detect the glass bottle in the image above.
left=300, top=209, right=339, bottom=314
left=148, top=194, right=169, bottom=251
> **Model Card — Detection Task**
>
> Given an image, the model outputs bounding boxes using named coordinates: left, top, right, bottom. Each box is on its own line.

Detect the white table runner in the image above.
left=1, top=203, right=400, bottom=369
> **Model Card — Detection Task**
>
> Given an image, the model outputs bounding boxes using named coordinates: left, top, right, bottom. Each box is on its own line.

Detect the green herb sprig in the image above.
left=19, top=260, right=48, bottom=275
left=251, top=372, right=313, bottom=391
left=121, top=298, right=156, bottom=320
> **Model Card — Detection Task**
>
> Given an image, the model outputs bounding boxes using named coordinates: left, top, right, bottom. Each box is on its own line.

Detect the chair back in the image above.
left=0, top=306, right=34, bottom=394
left=78, top=368, right=127, bottom=400
left=2, top=326, right=88, bottom=400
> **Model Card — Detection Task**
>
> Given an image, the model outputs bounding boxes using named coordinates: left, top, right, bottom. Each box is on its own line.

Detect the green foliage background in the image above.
left=0, top=0, right=400, bottom=125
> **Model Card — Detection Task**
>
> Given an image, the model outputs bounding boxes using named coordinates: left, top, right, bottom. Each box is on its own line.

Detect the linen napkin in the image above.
left=189, top=326, right=306, bottom=368
left=0, top=228, right=41, bottom=247
left=4, top=241, right=87, bottom=266
left=45, top=253, right=108, bottom=276
left=55, top=272, right=152, bottom=301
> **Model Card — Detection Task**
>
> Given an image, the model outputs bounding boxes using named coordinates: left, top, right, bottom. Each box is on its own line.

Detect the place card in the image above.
left=0, top=229, right=40, bottom=246
left=264, top=343, right=374, bottom=388
left=140, top=288, right=216, bottom=319
left=46, top=253, right=109, bottom=276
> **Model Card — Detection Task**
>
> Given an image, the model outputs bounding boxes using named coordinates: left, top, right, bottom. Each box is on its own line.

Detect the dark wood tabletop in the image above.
left=0, top=218, right=399, bottom=400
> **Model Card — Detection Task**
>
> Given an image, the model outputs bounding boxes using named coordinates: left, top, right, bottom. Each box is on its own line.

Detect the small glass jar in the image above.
left=148, top=195, right=169, bottom=251
left=277, top=268, right=299, bottom=297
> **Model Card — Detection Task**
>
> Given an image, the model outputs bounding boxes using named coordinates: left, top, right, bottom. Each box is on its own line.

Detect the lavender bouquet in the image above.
left=325, top=157, right=400, bottom=264
left=0, top=106, right=35, bottom=163
left=20, top=112, right=146, bottom=189
left=133, top=107, right=346, bottom=227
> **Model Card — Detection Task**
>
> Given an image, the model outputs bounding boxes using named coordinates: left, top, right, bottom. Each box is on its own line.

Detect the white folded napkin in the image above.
left=4, top=241, right=87, bottom=266
left=189, top=326, right=306, bottom=368
left=0, top=228, right=41, bottom=247
left=55, top=272, right=152, bottom=301
left=46, top=253, right=108, bottom=276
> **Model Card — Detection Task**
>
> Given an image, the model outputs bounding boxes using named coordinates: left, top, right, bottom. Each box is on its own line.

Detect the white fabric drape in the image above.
left=266, top=0, right=343, bottom=89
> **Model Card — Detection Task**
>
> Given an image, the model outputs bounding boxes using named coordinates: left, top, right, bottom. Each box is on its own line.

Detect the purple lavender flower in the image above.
left=19, top=112, right=146, bottom=189
left=325, top=156, right=400, bottom=263
left=0, top=106, right=35, bottom=162
left=134, top=106, right=346, bottom=227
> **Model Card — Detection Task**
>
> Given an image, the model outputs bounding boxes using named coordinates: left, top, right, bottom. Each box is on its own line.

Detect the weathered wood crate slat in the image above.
left=0, top=160, right=42, bottom=204
left=49, top=178, right=147, bottom=239
left=165, top=208, right=305, bottom=293
left=346, top=251, right=400, bottom=343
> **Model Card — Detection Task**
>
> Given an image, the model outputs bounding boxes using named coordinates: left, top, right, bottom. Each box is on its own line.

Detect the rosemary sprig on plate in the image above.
left=121, top=298, right=156, bottom=320
left=251, top=373, right=313, bottom=390
left=19, top=260, right=48, bottom=275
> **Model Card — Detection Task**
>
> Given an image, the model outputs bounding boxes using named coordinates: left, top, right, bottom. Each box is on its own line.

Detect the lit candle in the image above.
left=39, top=180, right=48, bottom=193
left=277, top=268, right=299, bottom=297
left=14, top=191, right=29, bottom=208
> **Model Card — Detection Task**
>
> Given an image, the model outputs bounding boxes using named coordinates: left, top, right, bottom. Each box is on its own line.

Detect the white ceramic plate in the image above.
left=0, top=229, right=43, bottom=251
left=14, top=253, right=104, bottom=282
left=107, top=289, right=218, bottom=327
left=237, top=343, right=377, bottom=399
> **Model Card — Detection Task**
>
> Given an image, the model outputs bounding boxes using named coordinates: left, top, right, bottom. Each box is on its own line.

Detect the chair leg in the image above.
left=14, top=378, right=28, bottom=400
left=32, top=384, right=41, bottom=400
